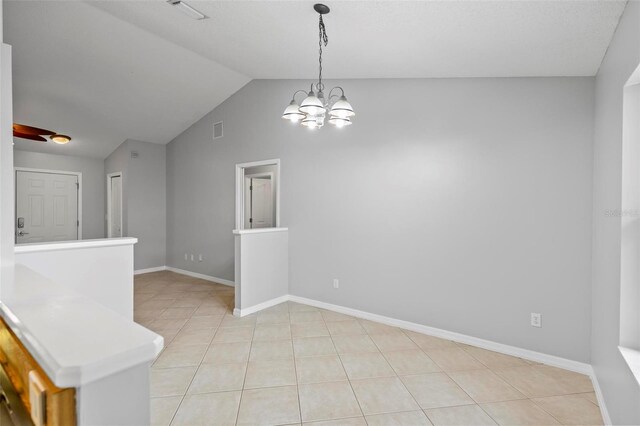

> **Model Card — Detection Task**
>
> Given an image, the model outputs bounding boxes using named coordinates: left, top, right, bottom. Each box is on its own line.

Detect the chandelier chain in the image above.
left=317, top=14, right=328, bottom=93
left=282, top=4, right=354, bottom=128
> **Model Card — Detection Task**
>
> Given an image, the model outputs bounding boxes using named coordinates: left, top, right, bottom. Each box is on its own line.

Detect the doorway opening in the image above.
left=107, top=172, right=123, bottom=238
left=619, top=60, right=640, bottom=381
left=14, top=167, right=82, bottom=243
left=235, top=159, right=280, bottom=230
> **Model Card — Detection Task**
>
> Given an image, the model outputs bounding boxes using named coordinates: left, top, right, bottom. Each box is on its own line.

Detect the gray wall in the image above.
left=105, top=140, right=166, bottom=270
left=167, top=77, right=594, bottom=363
left=14, top=150, right=105, bottom=239
left=127, top=140, right=166, bottom=270
left=591, top=1, right=640, bottom=424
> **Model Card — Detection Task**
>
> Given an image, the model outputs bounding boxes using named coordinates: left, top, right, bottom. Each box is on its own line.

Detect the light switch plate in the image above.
left=28, top=370, right=46, bottom=426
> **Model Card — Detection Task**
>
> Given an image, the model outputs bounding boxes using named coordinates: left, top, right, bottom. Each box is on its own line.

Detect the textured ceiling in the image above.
left=5, top=0, right=627, bottom=158
left=5, top=1, right=249, bottom=158
left=92, top=0, right=627, bottom=79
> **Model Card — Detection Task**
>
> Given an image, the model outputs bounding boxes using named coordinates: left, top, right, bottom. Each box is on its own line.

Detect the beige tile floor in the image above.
left=135, top=271, right=604, bottom=426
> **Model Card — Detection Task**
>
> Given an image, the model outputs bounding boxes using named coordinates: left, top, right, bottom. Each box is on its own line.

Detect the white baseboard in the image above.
left=287, top=295, right=610, bottom=423
left=229, top=291, right=593, bottom=376
left=589, top=366, right=612, bottom=425
left=134, top=266, right=167, bottom=275
left=288, top=295, right=592, bottom=375
left=165, top=266, right=235, bottom=287
left=234, top=295, right=289, bottom=317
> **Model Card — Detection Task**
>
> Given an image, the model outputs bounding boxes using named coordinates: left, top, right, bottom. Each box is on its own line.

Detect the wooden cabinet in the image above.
left=0, top=317, right=75, bottom=425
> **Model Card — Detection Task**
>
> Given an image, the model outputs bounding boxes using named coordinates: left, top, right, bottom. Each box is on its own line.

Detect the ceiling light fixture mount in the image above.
left=282, top=3, right=355, bottom=129
left=313, top=4, right=330, bottom=15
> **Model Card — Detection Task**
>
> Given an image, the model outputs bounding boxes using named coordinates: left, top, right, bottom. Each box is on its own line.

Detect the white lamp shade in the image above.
left=299, top=93, right=325, bottom=116
left=329, top=96, right=355, bottom=118
left=282, top=101, right=305, bottom=122
left=328, top=116, right=352, bottom=128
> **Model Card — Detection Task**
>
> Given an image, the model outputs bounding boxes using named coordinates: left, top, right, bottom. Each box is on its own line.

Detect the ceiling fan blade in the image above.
left=12, top=123, right=55, bottom=136
left=13, top=131, right=47, bottom=142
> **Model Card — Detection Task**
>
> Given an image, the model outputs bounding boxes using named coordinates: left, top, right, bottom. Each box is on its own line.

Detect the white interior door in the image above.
left=248, top=177, right=274, bottom=228
left=16, top=170, right=79, bottom=244
left=109, top=174, right=122, bottom=237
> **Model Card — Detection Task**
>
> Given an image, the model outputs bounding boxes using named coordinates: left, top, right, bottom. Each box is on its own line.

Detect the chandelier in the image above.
left=282, top=3, right=355, bottom=129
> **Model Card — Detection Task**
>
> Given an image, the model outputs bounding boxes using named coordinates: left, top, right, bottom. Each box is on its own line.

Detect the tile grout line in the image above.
left=399, top=326, right=588, bottom=426
left=191, top=281, right=236, bottom=423
left=526, top=398, right=569, bottom=426
left=231, top=322, right=255, bottom=426
left=287, top=304, right=304, bottom=425
left=437, top=358, right=529, bottom=425
left=397, top=327, right=540, bottom=426
left=139, top=276, right=231, bottom=425
left=155, top=281, right=211, bottom=425
left=148, top=300, right=194, bottom=424
left=364, top=324, right=437, bottom=420
left=323, top=312, right=369, bottom=424
left=377, top=329, right=452, bottom=424
left=370, top=325, right=483, bottom=424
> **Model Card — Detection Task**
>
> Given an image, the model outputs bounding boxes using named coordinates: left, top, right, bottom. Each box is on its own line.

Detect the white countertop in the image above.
left=15, top=237, right=138, bottom=253
left=0, top=263, right=163, bottom=388
left=233, top=227, right=289, bottom=235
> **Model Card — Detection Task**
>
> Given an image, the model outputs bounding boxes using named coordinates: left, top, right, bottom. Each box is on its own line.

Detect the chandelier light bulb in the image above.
left=302, top=116, right=319, bottom=129
left=329, top=116, right=352, bottom=128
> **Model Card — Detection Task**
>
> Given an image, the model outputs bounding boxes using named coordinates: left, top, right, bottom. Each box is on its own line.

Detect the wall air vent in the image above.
left=213, top=121, right=224, bottom=139
left=130, top=151, right=139, bottom=159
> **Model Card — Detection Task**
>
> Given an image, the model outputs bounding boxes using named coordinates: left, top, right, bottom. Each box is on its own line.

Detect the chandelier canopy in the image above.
left=282, top=4, right=355, bottom=129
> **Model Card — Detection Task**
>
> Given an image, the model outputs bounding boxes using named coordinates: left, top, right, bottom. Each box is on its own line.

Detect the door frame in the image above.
left=235, top=159, right=280, bottom=230
left=14, top=167, right=83, bottom=240
left=106, top=171, right=123, bottom=238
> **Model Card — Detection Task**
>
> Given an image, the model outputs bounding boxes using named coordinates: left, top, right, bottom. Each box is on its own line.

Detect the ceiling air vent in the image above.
left=213, top=121, right=223, bottom=140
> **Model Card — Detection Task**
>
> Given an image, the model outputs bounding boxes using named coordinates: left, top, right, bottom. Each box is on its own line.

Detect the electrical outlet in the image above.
left=190, top=254, right=194, bottom=262
left=198, top=254, right=203, bottom=262
left=184, top=253, right=188, bottom=261
left=531, top=313, right=542, bottom=328
left=333, top=278, right=339, bottom=289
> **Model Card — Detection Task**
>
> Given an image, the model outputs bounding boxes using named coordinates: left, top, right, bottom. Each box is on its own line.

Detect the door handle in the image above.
left=17, top=231, right=29, bottom=236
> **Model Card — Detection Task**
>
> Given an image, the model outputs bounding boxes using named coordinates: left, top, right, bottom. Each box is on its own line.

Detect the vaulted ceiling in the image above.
left=5, top=0, right=627, bottom=158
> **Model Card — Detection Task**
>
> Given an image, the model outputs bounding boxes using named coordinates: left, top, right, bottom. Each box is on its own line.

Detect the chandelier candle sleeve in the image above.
left=282, top=3, right=355, bottom=129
